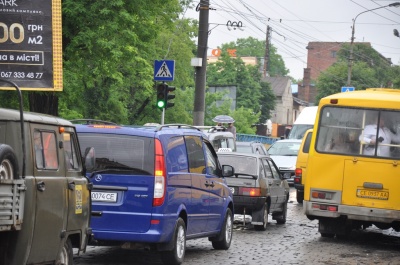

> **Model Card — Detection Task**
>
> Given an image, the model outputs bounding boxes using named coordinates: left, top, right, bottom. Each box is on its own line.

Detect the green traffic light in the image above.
left=156, top=83, right=166, bottom=109
left=157, top=100, right=165, bottom=108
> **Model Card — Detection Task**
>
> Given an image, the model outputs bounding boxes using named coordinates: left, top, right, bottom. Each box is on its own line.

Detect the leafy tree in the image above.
left=59, top=0, right=195, bottom=125
left=315, top=61, right=376, bottom=103
left=259, top=81, right=276, bottom=123
left=220, top=37, right=288, bottom=77
left=207, top=53, right=262, bottom=115
left=315, top=43, right=400, bottom=104
left=231, top=107, right=259, bottom=134
left=206, top=51, right=276, bottom=126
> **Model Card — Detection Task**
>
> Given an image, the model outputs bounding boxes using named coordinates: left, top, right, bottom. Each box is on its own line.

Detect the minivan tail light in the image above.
left=153, top=139, right=166, bottom=207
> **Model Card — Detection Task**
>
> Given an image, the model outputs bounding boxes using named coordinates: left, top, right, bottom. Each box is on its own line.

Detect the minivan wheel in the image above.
left=254, top=203, right=269, bottom=231
left=0, top=144, right=19, bottom=180
left=161, top=218, right=186, bottom=265
left=59, top=238, right=73, bottom=265
left=211, top=208, right=233, bottom=250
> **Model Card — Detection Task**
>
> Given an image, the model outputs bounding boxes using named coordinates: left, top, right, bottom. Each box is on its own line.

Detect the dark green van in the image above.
left=0, top=108, right=92, bottom=265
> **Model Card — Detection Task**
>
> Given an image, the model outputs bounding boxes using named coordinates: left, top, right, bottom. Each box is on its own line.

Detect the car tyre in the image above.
left=161, top=218, right=186, bottom=265
left=320, top=233, right=335, bottom=238
left=254, top=203, right=269, bottom=231
left=59, top=238, right=73, bottom=265
left=0, top=144, right=19, bottom=180
left=296, top=190, right=304, bottom=204
left=276, top=202, right=287, bottom=225
left=212, top=208, right=233, bottom=250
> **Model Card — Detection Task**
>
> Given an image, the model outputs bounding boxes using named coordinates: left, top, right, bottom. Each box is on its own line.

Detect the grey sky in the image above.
left=186, top=0, right=400, bottom=80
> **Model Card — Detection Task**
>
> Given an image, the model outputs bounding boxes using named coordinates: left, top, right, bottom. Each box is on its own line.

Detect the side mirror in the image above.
left=222, top=165, right=234, bottom=177
left=83, top=147, right=95, bottom=171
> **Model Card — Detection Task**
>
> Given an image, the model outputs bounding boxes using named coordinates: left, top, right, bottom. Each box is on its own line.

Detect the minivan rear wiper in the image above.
left=233, top=173, right=258, bottom=180
left=88, top=167, right=151, bottom=178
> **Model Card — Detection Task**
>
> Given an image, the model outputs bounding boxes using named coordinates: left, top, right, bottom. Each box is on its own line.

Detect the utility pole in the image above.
left=193, top=0, right=209, bottom=126
left=263, top=25, right=271, bottom=78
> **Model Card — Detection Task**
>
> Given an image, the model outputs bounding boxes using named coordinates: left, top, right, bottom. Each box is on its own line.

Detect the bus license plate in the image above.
left=356, top=189, right=389, bottom=200
left=92, top=191, right=118, bottom=202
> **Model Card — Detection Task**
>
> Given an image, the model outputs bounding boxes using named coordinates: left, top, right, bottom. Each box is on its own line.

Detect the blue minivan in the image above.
left=75, top=123, right=234, bottom=265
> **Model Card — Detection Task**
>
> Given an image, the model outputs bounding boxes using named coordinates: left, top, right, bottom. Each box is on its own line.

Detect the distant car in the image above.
left=217, top=152, right=289, bottom=231
left=203, top=126, right=237, bottom=152
left=267, top=139, right=302, bottom=186
left=235, top=141, right=268, bottom=155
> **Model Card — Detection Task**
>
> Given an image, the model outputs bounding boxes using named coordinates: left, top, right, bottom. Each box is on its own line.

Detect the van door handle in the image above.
left=92, top=211, right=103, bottom=217
left=37, top=181, right=45, bottom=192
left=68, top=181, right=75, bottom=191
left=205, top=181, right=215, bottom=188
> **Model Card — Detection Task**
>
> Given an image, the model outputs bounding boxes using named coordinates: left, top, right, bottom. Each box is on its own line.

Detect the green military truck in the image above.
left=0, top=104, right=93, bottom=264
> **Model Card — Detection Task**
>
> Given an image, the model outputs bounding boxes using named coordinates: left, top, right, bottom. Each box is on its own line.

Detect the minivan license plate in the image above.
left=92, top=192, right=118, bottom=202
left=356, top=189, right=388, bottom=200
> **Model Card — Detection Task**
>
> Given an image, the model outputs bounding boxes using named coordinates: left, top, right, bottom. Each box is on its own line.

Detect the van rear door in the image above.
left=342, top=159, right=397, bottom=209
left=77, top=133, right=155, bottom=235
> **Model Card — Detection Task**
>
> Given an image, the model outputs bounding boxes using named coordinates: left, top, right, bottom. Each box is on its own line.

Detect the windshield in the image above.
left=268, top=142, right=300, bottom=156
left=77, top=133, right=154, bottom=174
left=288, top=125, right=313, bottom=139
left=218, top=155, right=257, bottom=176
left=236, top=145, right=253, bottom=153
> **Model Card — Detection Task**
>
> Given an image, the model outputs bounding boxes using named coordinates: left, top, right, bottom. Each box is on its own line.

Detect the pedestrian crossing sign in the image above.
left=341, top=86, right=355, bottom=92
left=154, top=60, right=175, bottom=81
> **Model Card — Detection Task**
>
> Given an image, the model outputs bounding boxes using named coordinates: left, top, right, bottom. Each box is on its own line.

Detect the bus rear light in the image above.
left=311, top=203, right=338, bottom=212
left=294, top=176, right=301, bottom=184
left=295, top=168, right=302, bottom=177
left=311, top=191, right=332, bottom=200
left=327, top=206, right=338, bottom=212
left=239, top=187, right=261, bottom=196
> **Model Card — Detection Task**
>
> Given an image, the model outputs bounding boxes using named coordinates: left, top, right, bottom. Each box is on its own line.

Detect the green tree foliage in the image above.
left=207, top=53, right=262, bottom=114
left=231, top=107, right=260, bottom=134
left=315, top=43, right=400, bottom=104
left=60, top=0, right=197, bottom=125
left=206, top=52, right=276, bottom=126
left=259, top=81, right=276, bottom=123
left=220, top=37, right=288, bottom=77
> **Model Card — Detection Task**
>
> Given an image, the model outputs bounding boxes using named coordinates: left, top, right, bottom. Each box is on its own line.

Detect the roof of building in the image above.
left=262, top=76, right=292, bottom=96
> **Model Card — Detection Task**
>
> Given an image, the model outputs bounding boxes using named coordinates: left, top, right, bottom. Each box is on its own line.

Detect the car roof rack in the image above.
left=155, top=124, right=201, bottom=132
left=208, top=126, right=227, bottom=132
left=70, top=119, right=117, bottom=125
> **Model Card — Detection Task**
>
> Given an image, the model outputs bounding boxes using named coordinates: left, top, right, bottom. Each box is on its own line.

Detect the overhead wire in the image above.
left=201, top=0, right=399, bottom=81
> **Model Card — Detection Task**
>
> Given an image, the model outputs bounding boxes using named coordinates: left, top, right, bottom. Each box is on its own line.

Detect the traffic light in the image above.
left=156, top=83, right=166, bottom=109
left=165, top=85, right=175, bottom=109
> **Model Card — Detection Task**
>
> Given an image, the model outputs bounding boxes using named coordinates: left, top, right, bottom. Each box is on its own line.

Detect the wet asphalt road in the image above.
left=74, top=188, right=400, bottom=265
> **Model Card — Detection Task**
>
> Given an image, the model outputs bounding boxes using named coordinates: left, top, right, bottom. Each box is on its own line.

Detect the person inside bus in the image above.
left=359, top=115, right=400, bottom=157
left=325, top=132, right=349, bottom=153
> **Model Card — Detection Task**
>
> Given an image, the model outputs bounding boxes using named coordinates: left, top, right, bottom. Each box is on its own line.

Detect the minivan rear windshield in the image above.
left=77, top=133, right=154, bottom=175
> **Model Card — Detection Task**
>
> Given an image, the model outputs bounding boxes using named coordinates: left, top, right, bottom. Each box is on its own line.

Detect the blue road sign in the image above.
left=154, top=60, right=175, bottom=81
left=341, top=86, right=355, bottom=92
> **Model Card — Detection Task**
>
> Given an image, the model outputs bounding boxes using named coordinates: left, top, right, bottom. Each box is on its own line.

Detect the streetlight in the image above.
left=346, top=2, right=400, bottom=86
left=394, top=29, right=400, bottom=38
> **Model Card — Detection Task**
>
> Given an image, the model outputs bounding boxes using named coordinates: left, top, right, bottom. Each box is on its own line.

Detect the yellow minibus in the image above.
left=304, top=88, right=400, bottom=238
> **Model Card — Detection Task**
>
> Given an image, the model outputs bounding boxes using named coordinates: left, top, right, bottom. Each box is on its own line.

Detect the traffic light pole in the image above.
left=161, top=108, right=165, bottom=125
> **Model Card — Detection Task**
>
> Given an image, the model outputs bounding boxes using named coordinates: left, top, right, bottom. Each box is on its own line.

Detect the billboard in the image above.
left=0, top=0, right=63, bottom=91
